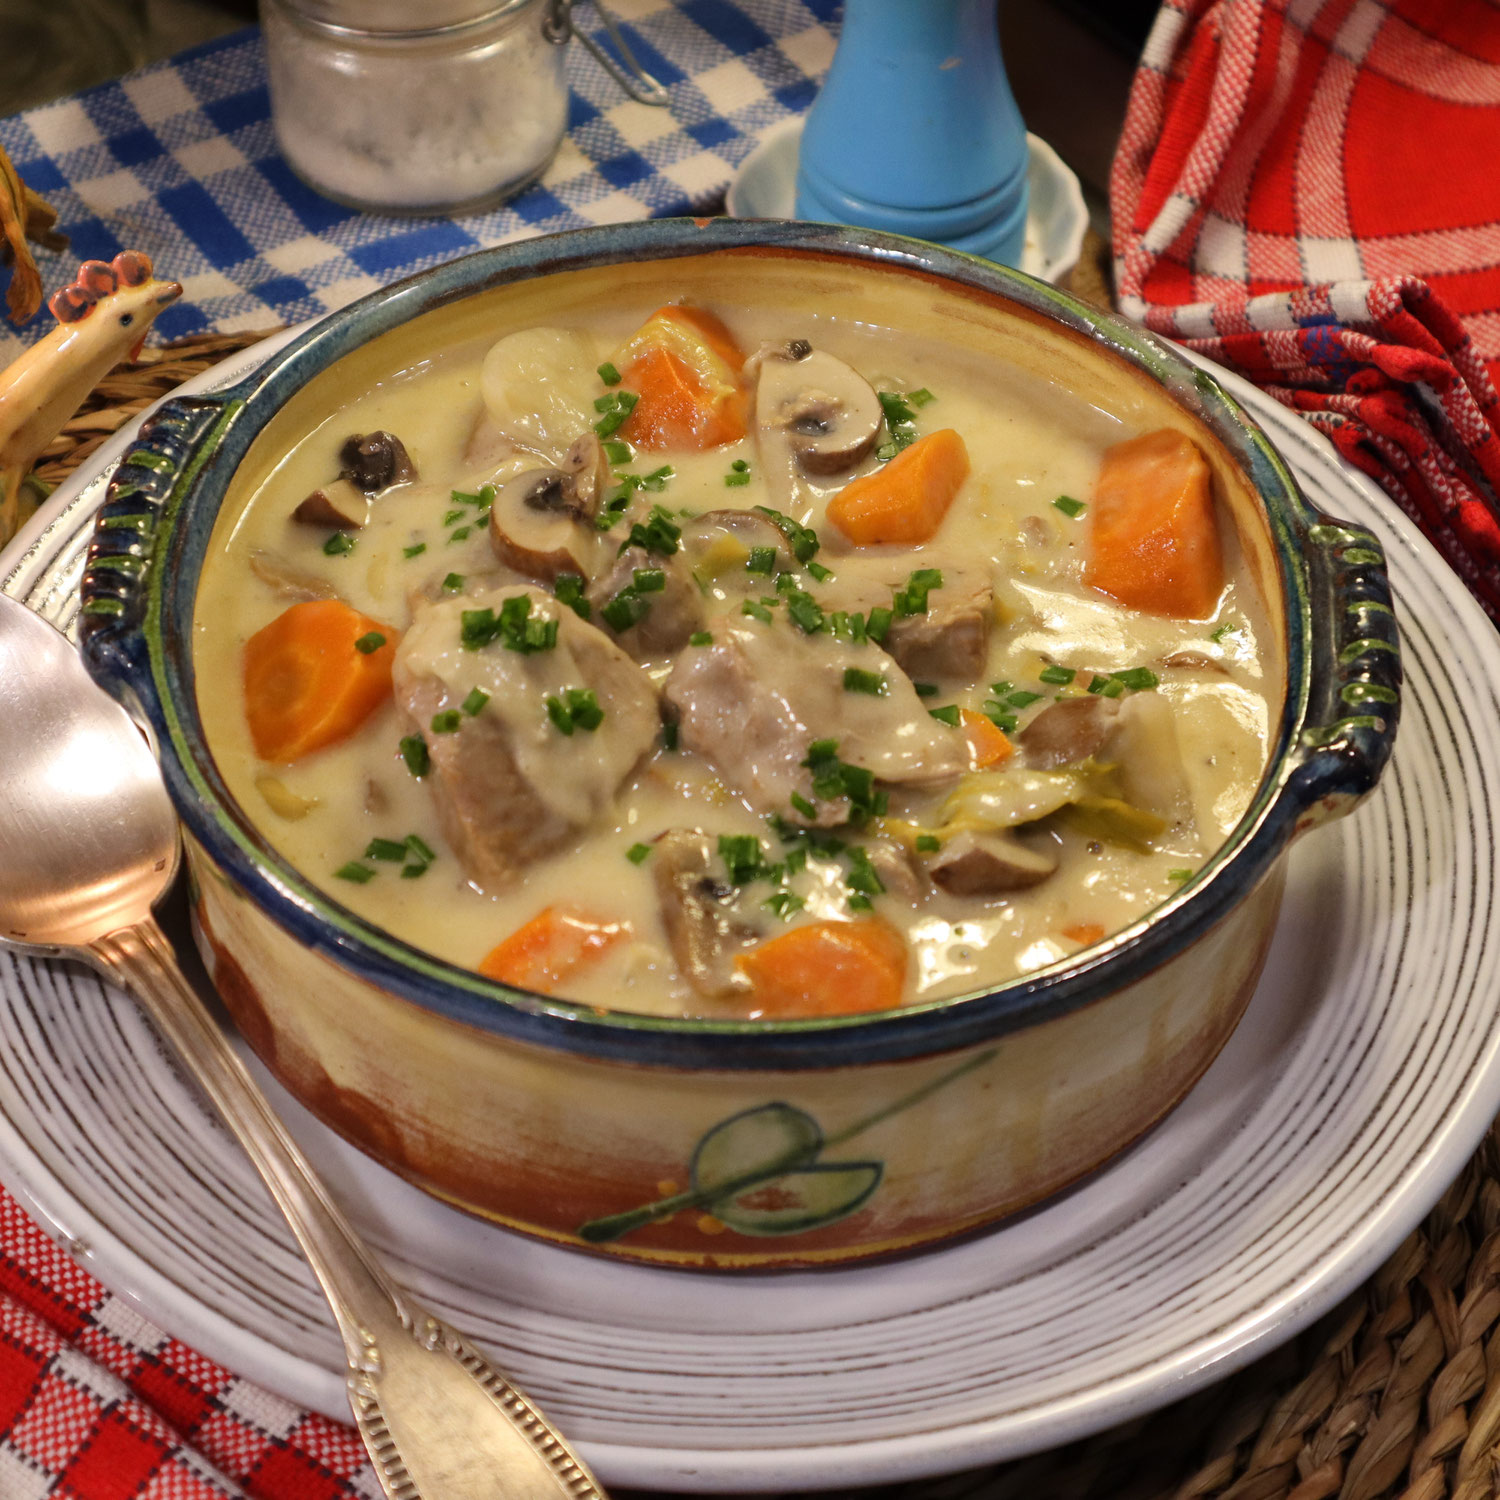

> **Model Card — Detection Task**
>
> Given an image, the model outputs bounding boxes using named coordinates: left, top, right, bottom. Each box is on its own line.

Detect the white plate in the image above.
left=2, top=337, right=1498, bottom=1493
left=725, top=119, right=1089, bottom=285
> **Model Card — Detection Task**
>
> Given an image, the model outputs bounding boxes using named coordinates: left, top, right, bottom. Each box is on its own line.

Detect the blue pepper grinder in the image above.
left=795, top=0, right=1029, bottom=266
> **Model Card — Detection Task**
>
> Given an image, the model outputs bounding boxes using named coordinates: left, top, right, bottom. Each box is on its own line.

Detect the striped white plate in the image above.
left=2, top=342, right=1498, bottom=1493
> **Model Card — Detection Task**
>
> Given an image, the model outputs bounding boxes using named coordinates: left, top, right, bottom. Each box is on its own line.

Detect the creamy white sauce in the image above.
left=194, top=307, right=1275, bottom=1018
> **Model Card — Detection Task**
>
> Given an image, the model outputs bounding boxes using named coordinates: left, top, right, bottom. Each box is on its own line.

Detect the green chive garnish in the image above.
left=399, top=735, right=429, bottom=777
left=928, top=704, right=962, bottom=727
left=746, top=546, right=776, bottom=575
left=554, top=572, right=591, bottom=619
left=790, top=791, right=818, bottom=820
left=741, top=599, right=773, bottom=624
left=1168, top=868, right=1193, bottom=883
left=335, top=862, right=375, bottom=883
left=323, top=531, right=355, bottom=556
left=443, top=572, right=464, bottom=591
left=365, top=838, right=407, bottom=862
left=403, top=542, right=427, bottom=558
left=430, top=710, right=462, bottom=734
left=603, top=439, right=632, bottom=465
left=1039, top=665, right=1075, bottom=685
left=689, top=630, right=713, bottom=646
left=598, top=361, right=622, bottom=386
left=913, top=682, right=938, bottom=698
left=626, top=842, right=652, bottom=864
left=354, top=631, right=386, bottom=654
left=1053, top=495, right=1087, bottom=518
left=1111, top=667, right=1160, bottom=691
left=462, top=687, right=489, bottom=716
left=843, top=667, right=887, bottom=696
left=915, top=834, right=941, bottom=853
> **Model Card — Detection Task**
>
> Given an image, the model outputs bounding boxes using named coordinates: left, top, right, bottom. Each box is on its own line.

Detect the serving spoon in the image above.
left=0, top=593, right=605, bottom=1500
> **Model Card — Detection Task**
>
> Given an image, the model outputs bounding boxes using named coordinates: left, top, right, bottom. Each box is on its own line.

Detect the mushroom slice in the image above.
left=1019, top=695, right=1123, bottom=770
left=756, top=348, right=882, bottom=475
left=249, top=548, right=341, bottom=602
left=560, top=432, right=611, bottom=520
left=292, top=476, right=370, bottom=530
left=682, top=509, right=793, bottom=579
left=928, top=830, right=1057, bottom=896
left=340, top=430, right=416, bottom=492
left=863, top=839, right=930, bottom=908
left=652, top=829, right=761, bottom=998
left=488, top=467, right=601, bottom=584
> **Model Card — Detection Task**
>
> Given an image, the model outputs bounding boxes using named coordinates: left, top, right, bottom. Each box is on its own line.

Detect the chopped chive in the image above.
left=430, top=710, right=462, bottom=733
left=554, top=572, right=591, bottom=620
left=566, top=687, right=604, bottom=731
left=1087, top=675, right=1126, bottom=698
left=593, top=389, right=639, bottom=437
left=603, top=439, right=632, bottom=465
left=847, top=894, right=875, bottom=912
left=1006, top=689, right=1044, bottom=707
left=1052, top=495, right=1087, bottom=518
left=631, top=567, right=666, bottom=594
left=626, top=841, right=652, bottom=864
left=892, top=567, right=943, bottom=617
left=753, top=505, right=820, bottom=564
left=913, top=682, right=939, bottom=698
left=1210, top=620, right=1240, bottom=644
left=597, top=361, right=621, bottom=386
left=746, top=546, right=777, bottom=575
left=545, top=695, right=574, bottom=735
left=807, top=561, right=833, bottom=582
left=403, top=542, right=427, bottom=558
left=865, top=605, right=892, bottom=643
left=741, top=599, right=773, bottom=624
left=1039, top=665, right=1076, bottom=685
left=843, top=667, right=888, bottom=696
left=450, top=489, right=483, bottom=506
left=443, top=572, right=465, bottom=591
left=399, top=735, right=429, bottom=777
left=461, top=687, right=489, bottom=716
left=928, top=704, right=962, bottom=727
left=354, top=631, right=386, bottom=654
left=623, top=503, right=681, bottom=557
left=1112, top=667, right=1160, bottom=691
left=399, top=862, right=430, bottom=879
left=1168, top=868, right=1193, bottom=883
left=689, top=630, right=713, bottom=646
left=405, top=834, right=436, bottom=862
left=731, top=458, right=750, bottom=472
left=323, top=531, right=355, bottom=556
left=335, top=861, right=375, bottom=883
left=915, top=833, right=941, bottom=853
left=660, top=719, right=679, bottom=751
left=763, top=890, right=805, bottom=921
left=602, top=588, right=650, bottom=632
left=365, top=838, right=408, bottom=862
left=443, top=508, right=465, bottom=526
left=983, top=707, right=1019, bottom=733
left=785, top=590, right=824, bottom=634
left=449, top=526, right=471, bottom=542
left=907, top=387, right=936, bottom=407
left=789, top=791, right=818, bottom=820
left=724, top=471, right=751, bottom=488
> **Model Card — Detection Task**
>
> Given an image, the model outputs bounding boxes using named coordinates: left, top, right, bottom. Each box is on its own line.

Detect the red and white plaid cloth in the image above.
left=0, top=1190, right=376, bottom=1499
left=1112, top=0, right=1500, bottom=621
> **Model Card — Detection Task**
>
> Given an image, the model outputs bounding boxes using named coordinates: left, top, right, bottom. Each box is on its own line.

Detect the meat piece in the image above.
left=393, top=588, right=658, bottom=891
left=651, top=830, right=763, bottom=998
left=589, top=546, right=704, bottom=660
left=340, top=430, right=415, bottom=492
left=663, top=616, right=968, bottom=823
left=928, top=830, right=1057, bottom=896
left=884, top=573, right=993, bottom=682
left=863, top=839, right=930, bottom=908
left=1019, top=694, right=1122, bottom=769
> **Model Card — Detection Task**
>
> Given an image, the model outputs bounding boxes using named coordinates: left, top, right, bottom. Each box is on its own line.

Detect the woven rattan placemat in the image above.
left=34, top=308, right=1500, bottom=1500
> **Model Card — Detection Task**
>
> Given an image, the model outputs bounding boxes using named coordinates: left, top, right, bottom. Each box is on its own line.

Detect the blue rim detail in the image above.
left=78, top=217, right=1399, bottom=1072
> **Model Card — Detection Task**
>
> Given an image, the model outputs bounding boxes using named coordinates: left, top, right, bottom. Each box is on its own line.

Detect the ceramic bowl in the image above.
left=77, top=219, right=1400, bottom=1270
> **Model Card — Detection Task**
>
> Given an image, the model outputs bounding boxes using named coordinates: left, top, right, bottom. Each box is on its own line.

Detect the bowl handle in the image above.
left=1282, top=511, right=1402, bottom=834
left=78, top=393, right=241, bottom=709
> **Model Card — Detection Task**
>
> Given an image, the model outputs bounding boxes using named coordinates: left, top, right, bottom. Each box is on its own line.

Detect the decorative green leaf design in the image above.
left=713, top=1162, right=884, bottom=1236
left=689, top=1102, right=822, bottom=1196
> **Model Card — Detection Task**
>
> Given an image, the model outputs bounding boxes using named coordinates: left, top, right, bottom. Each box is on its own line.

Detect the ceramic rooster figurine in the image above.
left=0, top=251, right=182, bottom=547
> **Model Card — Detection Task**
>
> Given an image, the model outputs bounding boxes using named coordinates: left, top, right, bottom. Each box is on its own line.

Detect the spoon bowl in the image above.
left=0, top=592, right=606, bottom=1500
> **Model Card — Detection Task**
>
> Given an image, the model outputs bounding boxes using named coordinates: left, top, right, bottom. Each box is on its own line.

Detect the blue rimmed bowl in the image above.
left=77, top=219, right=1399, bottom=1269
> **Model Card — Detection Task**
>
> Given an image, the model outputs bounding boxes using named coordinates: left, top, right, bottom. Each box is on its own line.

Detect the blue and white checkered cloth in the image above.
left=0, top=0, right=839, bottom=359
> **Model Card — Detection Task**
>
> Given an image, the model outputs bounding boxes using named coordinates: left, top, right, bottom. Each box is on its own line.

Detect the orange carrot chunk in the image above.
left=735, top=919, right=908, bottom=1018
left=242, top=599, right=398, bottom=763
left=1061, top=922, right=1107, bottom=946
left=960, top=708, right=1014, bottom=769
left=478, top=906, right=628, bottom=994
left=826, top=429, right=970, bottom=545
left=615, top=304, right=748, bottom=451
left=1084, top=428, right=1225, bottom=619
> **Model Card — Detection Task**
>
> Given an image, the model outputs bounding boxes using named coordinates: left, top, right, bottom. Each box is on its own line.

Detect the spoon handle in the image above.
left=90, top=920, right=605, bottom=1500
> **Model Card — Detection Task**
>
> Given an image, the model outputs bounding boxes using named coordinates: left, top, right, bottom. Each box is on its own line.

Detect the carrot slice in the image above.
left=960, top=708, right=1014, bottom=769
left=615, top=304, right=747, bottom=451
left=479, top=906, right=628, bottom=994
left=826, top=429, right=970, bottom=545
left=1084, top=428, right=1225, bottom=618
left=242, top=599, right=398, bottom=763
left=1061, top=922, right=1106, bottom=946
left=735, top=919, right=908, bottom=1018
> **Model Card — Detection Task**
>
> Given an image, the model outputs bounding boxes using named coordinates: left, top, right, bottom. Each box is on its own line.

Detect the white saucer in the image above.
left=726, top=119, right=1090, bottom=285
left=2, top=337, right=1499, bottom=1492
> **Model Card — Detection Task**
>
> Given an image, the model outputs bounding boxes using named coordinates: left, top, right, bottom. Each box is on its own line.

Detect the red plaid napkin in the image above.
left=1111, top=0, right=1500, bottom=620
left=0, top=1189, right=375, bottom=1499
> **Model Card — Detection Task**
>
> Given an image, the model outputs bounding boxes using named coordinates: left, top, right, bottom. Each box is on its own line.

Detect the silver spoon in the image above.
left=0, top=593, right=606, bottom=1500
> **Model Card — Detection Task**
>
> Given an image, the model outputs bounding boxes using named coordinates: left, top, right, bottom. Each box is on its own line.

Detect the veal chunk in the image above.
left=394, top=588, right=659, bottom=891
left=663, top=616, right=968, bottom=823
left=884, top=570, right=993, bottom=682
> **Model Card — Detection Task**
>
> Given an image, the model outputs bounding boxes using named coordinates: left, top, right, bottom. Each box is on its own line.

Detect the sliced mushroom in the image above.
left=1019, top=694, right=1123, bottom=770
left=652, top=829, right=761, bottom=998
left=928, top=830, right=1057, bottom=896
left=682, top=509, right=794, bottom=580
left=487, top=466, right=600, bottom=583
left=292, top=476, right=370, bottom=530
left=560, top=432, right=610, bottom=520
left=755, top=348, right=882, bottom=475
left=863, top=839, right=930, bottom=908
left=340, top=430, right=416, bottom=492
left=249, top=549, right=340, bottom=602
left=1160, top=649, right=1230, bottom=675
